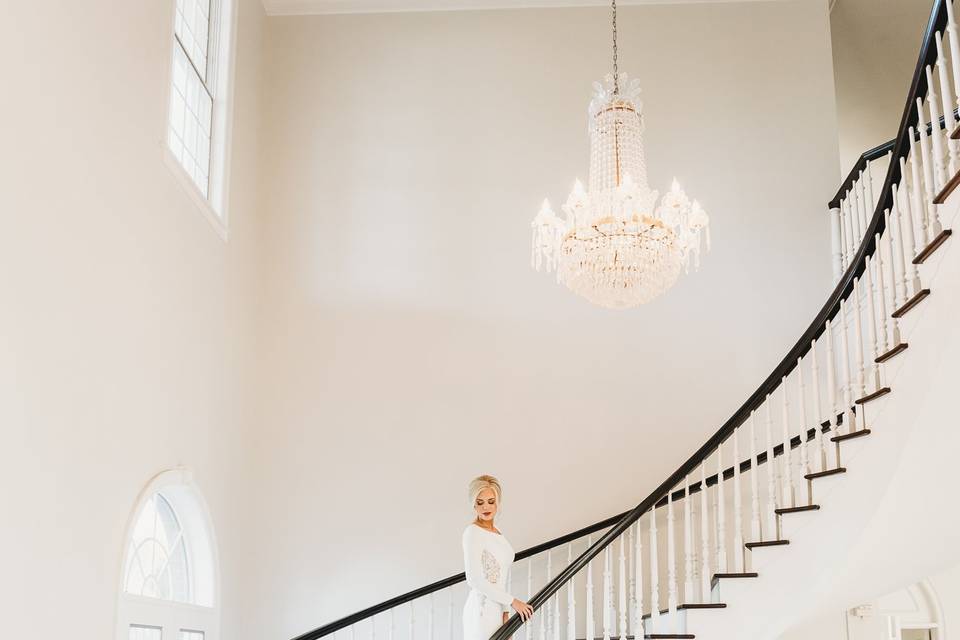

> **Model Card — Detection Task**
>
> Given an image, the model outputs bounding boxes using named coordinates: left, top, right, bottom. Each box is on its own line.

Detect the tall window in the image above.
left=116, top=471, right=219, bottom=640
left=165, top=0, right=234, bottom=233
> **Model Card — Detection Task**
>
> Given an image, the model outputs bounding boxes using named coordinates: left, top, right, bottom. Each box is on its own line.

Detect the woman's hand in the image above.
left=511, top=598, right=534, bottom=621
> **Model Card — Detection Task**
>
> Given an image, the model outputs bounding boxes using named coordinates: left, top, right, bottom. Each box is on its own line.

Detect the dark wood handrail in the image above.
left=490, top=1, right=948, bottom=638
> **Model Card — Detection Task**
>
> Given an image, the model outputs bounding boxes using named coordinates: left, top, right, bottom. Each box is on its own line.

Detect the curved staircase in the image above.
left=293, top=2, right=960, bottom=639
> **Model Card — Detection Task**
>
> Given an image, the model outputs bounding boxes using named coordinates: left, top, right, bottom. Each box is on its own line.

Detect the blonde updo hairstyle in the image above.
left=468, top=474, right=502, bottom=511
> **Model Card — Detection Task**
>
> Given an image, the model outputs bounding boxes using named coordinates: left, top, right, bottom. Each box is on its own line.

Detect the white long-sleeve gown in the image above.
left=462, top=524, right=515, bottom=640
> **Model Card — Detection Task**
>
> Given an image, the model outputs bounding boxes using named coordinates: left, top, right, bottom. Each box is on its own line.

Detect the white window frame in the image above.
left=115, top=469, right=221, bottom=640
left=161, top=0, right=238, bottom=241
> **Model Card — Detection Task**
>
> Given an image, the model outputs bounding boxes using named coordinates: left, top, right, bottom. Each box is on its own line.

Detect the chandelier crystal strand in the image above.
left=531, top=0, right=710, bottom=309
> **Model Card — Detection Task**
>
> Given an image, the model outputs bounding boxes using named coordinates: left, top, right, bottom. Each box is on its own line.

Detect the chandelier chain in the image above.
left=612, top=0, right=619, bottom=94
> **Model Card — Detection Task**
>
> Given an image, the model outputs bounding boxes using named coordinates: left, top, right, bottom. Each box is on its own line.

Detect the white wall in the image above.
left=248, top=2, right=840, bottom=637
left=830, top=0, right=934, bottom=173
left=0, top=1, right=265, bottom=639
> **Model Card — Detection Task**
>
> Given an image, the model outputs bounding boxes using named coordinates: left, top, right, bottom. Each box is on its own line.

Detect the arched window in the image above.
left=116, top=470, right=219, bottom=640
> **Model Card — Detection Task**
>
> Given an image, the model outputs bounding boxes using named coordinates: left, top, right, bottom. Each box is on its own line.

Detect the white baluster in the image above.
left=850, top=176, right=864, bottom=243
left=667, top=489, right=678, bottom=618
left=872, top=238, right=891, bottom=354
left=373, top=613, right=377, bottom=640
left=683, top=474, right=694, bottom=604
left=733, top=427, right=745, bottom=570
left=716, top=442, right=727, bottom=573
left=619, top=534, right=627, bottom=638
left=526, top=559, right=533, bottom=640
left=408, top=602, right=414, bottom=640
left=553, top=561, right=560, bottom=640
left=568, top=545, right=575, bottom=640
left=699, top=462, right=711, bottom=602
left=852, top=275, right=867, bottom=401
left=389, top=605, right=395, bottom=640
left=826, top=317, right=841, bottom=468
left=586, top=537, right=594, bottom=640
left=864, top=255, right=882, bottom=391
left=797, top=357, right=811, bottom=505
left=843, top=195, right=857, bottom=263
left=546, top=550, right=554, bottom=640
left=908, top=132, right=932, bottom=248
left=764, top=398, right=778, bottom=538
left=831, top=206, right=844, bottom=281
left=602, top=547, right=611, bottom=640
left=448, top=590, right=453, bottom=640
left=540, top=553, right=548, bottom=640
left=780, top=378, right=795, bottom=509
left=865, top=159, right=877, bottom=218
left=811, top=338, right=826, bottom=474
left=839, top=299, right=857, bottom=435
left=899, top=157, right=926, bottom=264
left=427, top=594, right=434, bottom=640
left=948, top=0, right=960, bottom=114
left=882, top=211, right=904, bottom=348
left=635, top=522, right=644, bottom=631
left=893, top=183, right=923, bottom=297
left=926, top=68, right=949, bottom=191
left=858, top=173, right=872, bottom=241
left=650, top=503, right=660, bottom=625
left=627, top=530, right=635, bottom=637
left=937, top=35, right=960, bottom=175
left=917, top=104, right=939, bottom=213
left=749, top=412, right=762, bottom=541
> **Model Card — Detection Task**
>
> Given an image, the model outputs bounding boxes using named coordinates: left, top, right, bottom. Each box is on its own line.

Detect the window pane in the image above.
left=174, top=0, right=211, bottom=82
left=124, top=492, right=192, bottom=603
left=129, top=625, right=162, bottom=640
left=168, top=43, right=212, bottom=198
left=180, top=631, right=204, bottom=640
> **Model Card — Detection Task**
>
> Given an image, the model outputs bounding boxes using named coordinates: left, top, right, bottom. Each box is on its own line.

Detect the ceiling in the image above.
left=262, top=0, right=782, bottom=16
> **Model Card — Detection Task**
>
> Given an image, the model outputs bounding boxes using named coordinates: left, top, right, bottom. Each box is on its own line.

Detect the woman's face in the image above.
left=474, top=488, right=499, bottom=522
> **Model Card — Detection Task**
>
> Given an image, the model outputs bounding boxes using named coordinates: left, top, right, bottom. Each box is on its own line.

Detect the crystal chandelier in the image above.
left=531, top=0, right=710, bottom=309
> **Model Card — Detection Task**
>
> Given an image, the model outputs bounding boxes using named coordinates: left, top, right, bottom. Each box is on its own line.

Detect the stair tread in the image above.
left=875, top=342, right=908, bottom=363
left=913, top=229, right=952, bottom=262
left=745, top=539, right=789, bottom=548
left=892, top=288, right=931, bottom=319
left=933, top=172, right=960, bottom=203
left=832, top=429, right=872, bottom=443
left=776, top=504, right=821, bottom=515
left=805, top=467, right=847, bottom=480
left=855, top=387, right=891, bottom=405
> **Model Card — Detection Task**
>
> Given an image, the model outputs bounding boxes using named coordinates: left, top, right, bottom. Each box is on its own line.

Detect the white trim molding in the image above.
left=262, top=0, right=789, bottom=17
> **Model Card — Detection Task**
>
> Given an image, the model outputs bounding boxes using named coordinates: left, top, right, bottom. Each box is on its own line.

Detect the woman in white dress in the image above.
left=462, top=475, right=534, bottom=640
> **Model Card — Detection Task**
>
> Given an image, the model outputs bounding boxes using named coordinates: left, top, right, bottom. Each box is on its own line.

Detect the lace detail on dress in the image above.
left=481, top=549, right=501, bottom=583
